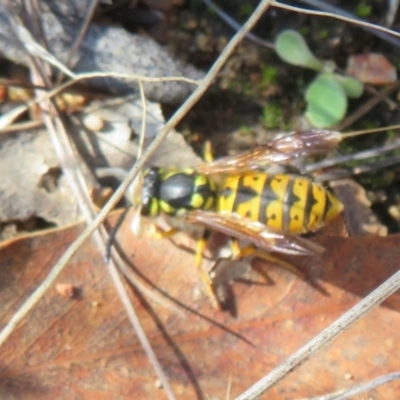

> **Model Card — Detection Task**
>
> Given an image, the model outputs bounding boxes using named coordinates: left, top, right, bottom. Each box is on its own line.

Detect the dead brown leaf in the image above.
left=346, top=53, right=397, bottom=85
left=1, top=212, right=400, bottom=399
left=331, top=178, right=388, bottom=236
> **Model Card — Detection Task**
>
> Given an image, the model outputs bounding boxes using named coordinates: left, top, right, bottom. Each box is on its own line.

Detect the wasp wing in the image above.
left=196, top=130, right=341, bottom=175
left=186, top=210, right=324, bottom=256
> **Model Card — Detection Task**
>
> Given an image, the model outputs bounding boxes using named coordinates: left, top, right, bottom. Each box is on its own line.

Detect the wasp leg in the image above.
left=203, top=140, right=214, bottom=163
left=154, top=224, right=220, bottom=307
left=231, top=239, right=306, bottom=280
left=155, top=227, right=214, bottom=290
left=153, top=226, right=180, bottom=239
left=194, top=230, right=222, bottom=307
left=195, top=233, right=207, bottom=267
left=229, top=239, right=271, bottom=283
left=252, top=250, right=306, bottom=280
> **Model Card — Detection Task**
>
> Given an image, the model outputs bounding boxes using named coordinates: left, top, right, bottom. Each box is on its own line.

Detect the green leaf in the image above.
left=275, top=30, right=323, bottom=71
left=305, top=73, right=347, bottom=128
left=334, top=74, right=364, bottom=98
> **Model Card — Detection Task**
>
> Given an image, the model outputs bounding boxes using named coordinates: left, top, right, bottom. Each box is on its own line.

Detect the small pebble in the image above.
left=56, top=283, right=75, bottom=298
left=83, top=114, right=104, bottom=132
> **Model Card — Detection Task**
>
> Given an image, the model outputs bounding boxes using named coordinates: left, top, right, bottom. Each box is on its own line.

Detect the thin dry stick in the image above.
left=340, top=124, right=400, bottom=139
left=0, top=77, right=49, bottom=90
left=2, top=1, right=400, bottom=130
left=0, top=119, right=43, bottom=134
left=53, top=116, right=176, bottom=399
left=20, top=9, right=177, bottom=395
left=312, top=154, right=400, bottom=182
left=109, top=248, right=185, bottom=317
left=202, top=0, right=274, bottom=49
left=273, top=0, right=400, bottom=37
left=306, top=124, right=400, bottom=177
left=296, top=0, right=400, bottom=47
left=101, top=79, right=177, bottom=399
left=0, top=72, right=198, bottom=130
left=45, top=95, right=179, bottom=400
left=24, top=0, right=47, bottom=47
left=364, top=85, right=398, bottom=109
left=64, top=0, right=99, bottom=70
left=0, top=0, right=275, bottom=347
left=137, top=79, right=147, bottom=159
left=301, top=371, right=400, bottom=400
left=235, top=272, right=400, bottom=400
left=306, top=139, right=400, bottom=173
left=104, top=257, right=178, bottom=400
left=23, top=0, right=51, bottom=77
left=336, top=81, right=400, bottom=131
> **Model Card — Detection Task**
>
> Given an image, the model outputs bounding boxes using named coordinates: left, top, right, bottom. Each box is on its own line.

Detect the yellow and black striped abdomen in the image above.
left=217, top=173, right=343, bottom=234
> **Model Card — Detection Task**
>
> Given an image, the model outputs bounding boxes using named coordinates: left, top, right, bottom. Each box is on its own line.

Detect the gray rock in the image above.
left=0, top=1, right=204, bottom=103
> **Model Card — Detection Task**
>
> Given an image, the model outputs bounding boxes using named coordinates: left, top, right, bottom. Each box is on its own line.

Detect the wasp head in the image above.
left=141, top=167, right=161, bottom=216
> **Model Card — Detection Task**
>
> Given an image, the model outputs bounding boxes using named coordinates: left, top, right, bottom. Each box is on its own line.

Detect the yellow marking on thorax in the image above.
left=191, top=193, right=206, bottom=209
left=193, top=175, right=217, bottom=211
left=159, top=199, right=175, bottom=214
left=194, top=175, right=209, bottom=186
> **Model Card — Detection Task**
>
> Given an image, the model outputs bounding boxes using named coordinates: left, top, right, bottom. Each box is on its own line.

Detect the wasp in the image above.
left=138, top=129, right=346, bottom=303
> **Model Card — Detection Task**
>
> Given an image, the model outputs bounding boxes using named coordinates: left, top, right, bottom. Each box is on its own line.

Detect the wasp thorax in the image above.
left=141, top=167, right=217, bottom=217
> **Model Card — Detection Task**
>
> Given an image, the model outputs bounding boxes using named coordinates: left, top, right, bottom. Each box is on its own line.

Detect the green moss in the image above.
left=299, top=27, right=309, bottom=37
left=355, top=2, right=372, bottom=17
left=260, top=103, right=284, bottom=129
left=240, top=4, right=254, bottom=17
left=357, top=170, right=395, bottom=190
left=358, top=121, right=377, bottom=130
left=319, top=29, right=329, bottom=39
left=392, top=57, right=400, bottom=70
left=261, top=65, right=278, bottom=84
left=296, top=76, right=305, bottom=87
left=242, top=80, right=255, bottom=96
left=239, top=125, right=253, bottom=135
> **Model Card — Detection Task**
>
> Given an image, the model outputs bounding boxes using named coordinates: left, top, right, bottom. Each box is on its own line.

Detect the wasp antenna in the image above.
left=341, top=124, right=400, bottom=139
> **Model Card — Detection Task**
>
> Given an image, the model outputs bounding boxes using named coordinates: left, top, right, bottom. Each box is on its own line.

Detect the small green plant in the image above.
left=275, top=30, right=363, bottom=128
left=260, top=103, right=284, bottom=129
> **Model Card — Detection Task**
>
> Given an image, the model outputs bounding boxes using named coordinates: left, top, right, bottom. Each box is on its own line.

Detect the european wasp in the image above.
left=138, top=129, right=348, bottom=303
